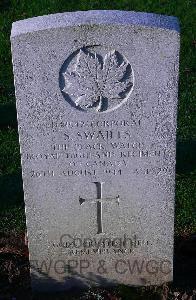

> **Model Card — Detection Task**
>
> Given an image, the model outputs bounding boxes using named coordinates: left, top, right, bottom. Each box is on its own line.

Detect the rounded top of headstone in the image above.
left=11, top=10, right=180, bottom=38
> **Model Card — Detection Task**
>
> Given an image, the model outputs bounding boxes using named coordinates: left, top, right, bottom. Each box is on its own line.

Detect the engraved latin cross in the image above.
left=79, top=182, right=120, bottom=234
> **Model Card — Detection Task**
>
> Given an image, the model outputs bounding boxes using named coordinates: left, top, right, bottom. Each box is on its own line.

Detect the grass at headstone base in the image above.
left=0, top=0, right=195, bottom=298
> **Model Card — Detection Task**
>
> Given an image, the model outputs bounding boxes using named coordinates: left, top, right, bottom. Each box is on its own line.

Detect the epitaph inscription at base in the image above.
left=11, top=10, right=180, bottom=291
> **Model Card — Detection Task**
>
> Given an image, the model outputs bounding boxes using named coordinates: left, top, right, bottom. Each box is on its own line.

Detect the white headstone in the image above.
left=11, top=10, right=180, bottom=291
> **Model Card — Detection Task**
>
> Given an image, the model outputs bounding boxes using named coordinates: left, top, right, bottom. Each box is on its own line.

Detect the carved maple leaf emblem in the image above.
left=62, top=49, right=133, bottom=112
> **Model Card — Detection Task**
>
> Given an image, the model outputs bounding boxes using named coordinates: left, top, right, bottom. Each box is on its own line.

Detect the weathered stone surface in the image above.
left=11, top=10, right=180, bottom=291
